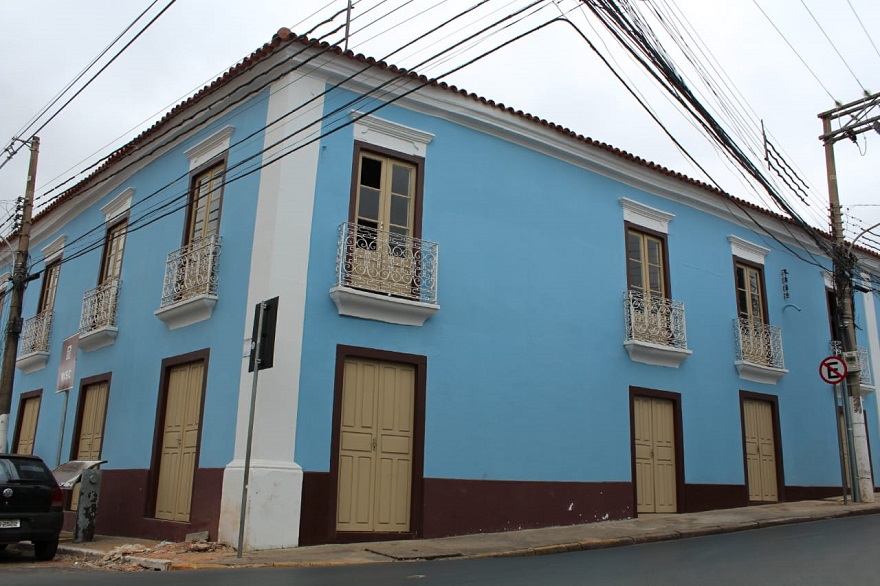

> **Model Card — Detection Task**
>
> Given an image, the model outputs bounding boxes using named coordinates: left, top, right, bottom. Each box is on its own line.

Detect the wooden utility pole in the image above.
left=819, top=94, right=879, bottom=503
left=0, top=136, right=38, bottom=453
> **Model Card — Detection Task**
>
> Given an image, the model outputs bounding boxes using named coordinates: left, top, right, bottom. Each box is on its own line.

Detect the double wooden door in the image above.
left=155, top=361, right=205, bottom=522
left=633, top=396, right=677, bottom=513
left=336, top=358, right=415, bottom=533
left=743, top=399, right=779, bottom=502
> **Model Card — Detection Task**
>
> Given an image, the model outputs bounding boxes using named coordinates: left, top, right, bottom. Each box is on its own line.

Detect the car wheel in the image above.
left=33, top=539, right=58, bottom=561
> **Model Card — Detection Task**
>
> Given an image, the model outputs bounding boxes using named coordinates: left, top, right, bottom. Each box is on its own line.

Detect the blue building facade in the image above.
left=4, top=31, right=880, bottom=550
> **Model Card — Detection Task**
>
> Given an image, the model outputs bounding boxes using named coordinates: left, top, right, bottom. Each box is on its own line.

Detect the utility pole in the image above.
left=819, top=93, right=880, bottom=503
left=0, top=136, right=38, bottom=453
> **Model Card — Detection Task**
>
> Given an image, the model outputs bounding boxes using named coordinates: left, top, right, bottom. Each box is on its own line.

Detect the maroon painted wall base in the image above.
left=683, top=483, right=748, bottom=512
left=90, top=468, right=223, bottom=542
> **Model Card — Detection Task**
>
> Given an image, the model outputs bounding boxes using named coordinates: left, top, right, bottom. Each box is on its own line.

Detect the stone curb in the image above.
left=14, top=503, right=880, bottom=571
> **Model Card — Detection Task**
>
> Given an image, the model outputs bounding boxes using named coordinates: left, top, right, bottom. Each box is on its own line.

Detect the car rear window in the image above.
left=0, top=458, right=52, bottom=483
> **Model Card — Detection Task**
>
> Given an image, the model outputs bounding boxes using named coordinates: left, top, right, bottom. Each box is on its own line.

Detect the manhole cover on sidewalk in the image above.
left=365, top=542, right=463, bottom=561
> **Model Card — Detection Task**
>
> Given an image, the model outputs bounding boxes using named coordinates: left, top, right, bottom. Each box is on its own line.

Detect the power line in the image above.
left=750, top=0, right=838, bottom=104
left=845, top=0, right=880, bottom=64
left=0, top=0, right=178, bottom=171
left=798, top=0, right=868, bottom=94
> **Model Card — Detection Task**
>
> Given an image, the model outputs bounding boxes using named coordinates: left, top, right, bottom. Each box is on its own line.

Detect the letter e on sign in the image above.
left=819, top=355, right=847, bottom=385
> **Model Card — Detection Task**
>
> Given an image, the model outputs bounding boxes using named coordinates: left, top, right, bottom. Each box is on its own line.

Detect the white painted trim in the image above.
left=184, top=125, right=235, bottom=170
left=823, top=270, right=834, bottom=290
left=350, top=111, right=433, bottom=157
left=153, top=294, right=217, bottom=330
left=735, top=360, right=788, bottom=384
left=329, top=286, right=440, bottom=326
left=219, top=73, right=323, bottom=551
left=101, top=188, right=134, bottom=223
left=862, top=273, right=880, bottom=400
left=619, top=198, right=674, bottom=234
left=728, top=235, right=770, bottom=265
left=623, top=340, right=692, bottom=367
left=40, top=235, right=66, bottom=264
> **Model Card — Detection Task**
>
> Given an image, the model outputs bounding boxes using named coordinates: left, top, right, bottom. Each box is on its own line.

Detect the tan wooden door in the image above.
left=351, top=153, right=417, bottom=297
left=743, top=399, right=778, bottom=502
left=71, top=382, right=109, bottom=510
left=634, top=396, right=677, bottom=513
left=155, top=362, right=205, bottom=521
left=15, top=396, right=41, bottom=455
left=337, top=358, right=415, bottom=532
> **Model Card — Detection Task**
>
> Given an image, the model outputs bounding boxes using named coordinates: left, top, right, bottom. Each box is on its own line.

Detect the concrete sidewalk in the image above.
left=20, top=496, right=880, bottom=571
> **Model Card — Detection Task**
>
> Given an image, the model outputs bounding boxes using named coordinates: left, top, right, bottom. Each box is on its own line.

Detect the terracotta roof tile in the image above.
left=32, top=30, right=857, bottom=256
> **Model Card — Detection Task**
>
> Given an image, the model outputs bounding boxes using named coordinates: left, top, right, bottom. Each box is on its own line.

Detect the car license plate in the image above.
left=0, top=519, right=20, bottom=528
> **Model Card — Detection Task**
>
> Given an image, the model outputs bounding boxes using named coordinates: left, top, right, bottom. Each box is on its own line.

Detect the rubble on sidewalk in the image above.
left=80, top=539, right=234, bottom=571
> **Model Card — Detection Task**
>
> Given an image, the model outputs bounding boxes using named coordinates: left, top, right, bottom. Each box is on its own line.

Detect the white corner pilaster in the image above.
left=218, top=75, right=322, bottom=551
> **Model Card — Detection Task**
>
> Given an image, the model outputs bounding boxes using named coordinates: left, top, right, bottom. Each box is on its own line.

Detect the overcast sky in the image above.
left=0, top=0, right=878, bottom=249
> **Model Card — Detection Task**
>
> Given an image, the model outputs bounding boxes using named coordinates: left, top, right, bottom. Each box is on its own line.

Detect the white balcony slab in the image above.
left=78, top=326, right=119, bottom=352
left=16, top=351, right=49, bottom=373
left=155, top=294, right=218, bottom=330
left=330, top=286, right=439, bottom=326
left=735, top=360, right=788, bottom=385
left=624, top=339, right=693, bottom=368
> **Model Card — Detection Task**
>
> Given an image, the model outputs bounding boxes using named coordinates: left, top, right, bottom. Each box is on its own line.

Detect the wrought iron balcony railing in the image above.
left=20, top=310, right=53, bottom=355
left=159, top=234, right=221, bottom=308
left=734, top=317, right=785, bottom=369
left=80, top=279, right=121, bottom=335
left=335, top=222, right=438, bottom=304
left=623, top=290, right=688, bottom=349
left=830, top=341, right=874, bottom=387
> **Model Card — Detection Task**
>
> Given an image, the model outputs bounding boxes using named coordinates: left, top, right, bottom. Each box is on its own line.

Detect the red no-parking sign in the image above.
left=819, top=355, right=848, bottom=385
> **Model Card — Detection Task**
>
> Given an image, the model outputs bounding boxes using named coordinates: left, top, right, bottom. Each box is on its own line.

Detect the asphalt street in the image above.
left=3, top=514, right=880, bottom=585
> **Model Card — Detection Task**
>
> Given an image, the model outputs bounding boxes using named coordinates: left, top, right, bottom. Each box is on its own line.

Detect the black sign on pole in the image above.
left=248, top=297, right=278, bottom=372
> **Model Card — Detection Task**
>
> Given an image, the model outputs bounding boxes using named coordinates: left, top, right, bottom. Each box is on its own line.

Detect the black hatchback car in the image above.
left=0, top=453, right=63, bottom=560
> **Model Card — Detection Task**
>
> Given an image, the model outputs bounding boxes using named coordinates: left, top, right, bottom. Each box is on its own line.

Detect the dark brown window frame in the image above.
left=738, top=390, right=785, bottom=504
left=97, top=216, right=129, bottom=287
left=37, top=260, right=61, bottom=314
left=348, top=141, right=425, bottom=240
left=732, top=256, right=769, bottom=323
left=12, top=389, right=43, bottom=454
left=181, top=156, right=227, bottom=247
left=68, top=373, right=112, bottom=462
left=327, top=344, right=427, bottom=544
left=623, top=222, right=672, bottom=299
left=144, top=349, right=210, bottom=519
left=628, top=386, right=686, bottom=516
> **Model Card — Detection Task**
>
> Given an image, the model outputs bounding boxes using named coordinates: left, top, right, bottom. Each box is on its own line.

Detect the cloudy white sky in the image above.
left=0, top=0, right=878, bottom=249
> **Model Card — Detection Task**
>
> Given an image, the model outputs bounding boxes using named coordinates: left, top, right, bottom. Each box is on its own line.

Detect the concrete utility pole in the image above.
left=0, top=136, right=38, bottom=453
left=819, top=94, right=880, bottom=503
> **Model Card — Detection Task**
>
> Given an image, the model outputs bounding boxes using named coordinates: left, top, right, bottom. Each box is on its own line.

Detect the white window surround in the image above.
left=729, top=235, right=769, bottom=265
left=350, top=111, right=434, bottom=157
left=620, top=198, right=674, bottom=234
left=823, top=270, right=834, bottom=289
left=101, top=187, right=134, bottom=223
left=184, top=125, right=235, bottom=170
left=40, top=235, right=66, bottom=265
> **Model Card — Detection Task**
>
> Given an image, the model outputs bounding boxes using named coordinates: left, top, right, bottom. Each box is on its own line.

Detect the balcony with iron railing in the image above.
left=733, top=317, right=788, bottom=384
left=154, top=234, right=222, bottom=330
left=329, top=222, right=439, bottom=326
left=78, top=279, right=121, bottom=351
left=623, top=290, right=692, bottom=367
left=16, top=310, right=53, bottom=373
left=830, top=341, right=874, bottom=389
